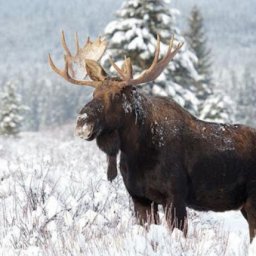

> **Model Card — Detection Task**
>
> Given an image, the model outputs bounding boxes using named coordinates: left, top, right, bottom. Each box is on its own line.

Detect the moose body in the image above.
left=94, top=87, right=256, bottom=238
left=49, top=32, right=256, bottom=241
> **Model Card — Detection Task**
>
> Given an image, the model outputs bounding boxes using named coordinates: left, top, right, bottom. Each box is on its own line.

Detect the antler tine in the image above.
left=48, top=54, right=65, bottom=77
left=61, top=31, right=72, bottom=56
left=109, top=57, right=127, bottom=80
left=122, top=35, right=184, bottom=87
left=49, top=31, right=108, bottom=88
left=157, top=36, right=183, bottom=68
left=112, top=35, right=160, bottom=83
left=152, top=34, right=161, bottom=66
left=75, top=32, right=80, bottom=55
left=123, top=56, right=133, bottom=79
left=139, top=34, right=161, bottom=76
left=48, top=54, right=99, bottom=88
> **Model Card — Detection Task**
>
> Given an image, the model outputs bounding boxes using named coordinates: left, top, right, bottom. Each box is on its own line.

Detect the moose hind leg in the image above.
left=132, top=197, right=159, bottom=226
left=164, top=200, right=188, bottom=237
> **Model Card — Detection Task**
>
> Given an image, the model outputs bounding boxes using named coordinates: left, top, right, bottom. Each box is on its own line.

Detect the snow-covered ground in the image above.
left=0, top=127, right=255, bottom=255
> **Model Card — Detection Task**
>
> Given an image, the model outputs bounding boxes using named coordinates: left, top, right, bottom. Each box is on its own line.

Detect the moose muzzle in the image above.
left=75, top=122, right=95, bottom=140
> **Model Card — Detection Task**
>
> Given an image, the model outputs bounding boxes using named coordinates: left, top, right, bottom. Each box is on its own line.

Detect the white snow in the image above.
left=45, top=196, right=62, bottom=218
left=160, top=13, right=173, bottom=25
left=112, top=31, right=126, bottom=44
left=122, top=94, right=133, bottom=114
left=0, top=129, right=255, bottom=255
left=128, top=36, right=146, bottom=51
left=77, top=113, right=88, bottom=120
left=152, top=85, right=168, bottom=97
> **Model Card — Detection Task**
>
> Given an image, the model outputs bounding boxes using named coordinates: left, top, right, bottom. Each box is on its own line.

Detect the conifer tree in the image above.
left=186, top=5, right=212, bottom=99
left=235, top=68, right=256, bottom=127
left=199, top=88, right=234, bottom=123
left=186, top=5, right=233, bottom=122
left=103, top=0, right=200, bottom=115
left=0, top=81, right=26, bottom=136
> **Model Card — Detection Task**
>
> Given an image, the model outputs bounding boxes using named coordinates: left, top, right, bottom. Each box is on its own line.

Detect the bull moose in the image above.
left=49, top=32, right=256, bottom=242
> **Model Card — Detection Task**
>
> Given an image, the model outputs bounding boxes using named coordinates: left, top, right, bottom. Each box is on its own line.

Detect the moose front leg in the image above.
left=132, top=197, right=159, bottom=226
left=164, top=198, right=188, bottom=236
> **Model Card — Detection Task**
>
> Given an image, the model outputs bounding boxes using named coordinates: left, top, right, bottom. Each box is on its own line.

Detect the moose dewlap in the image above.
left=49, top=31, right=256, bottom=242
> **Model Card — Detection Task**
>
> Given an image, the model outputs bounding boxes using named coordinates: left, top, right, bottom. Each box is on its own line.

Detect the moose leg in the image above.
left=244, top=199, right=256, bottom=242
left=107, top=155, right=118, bottom=181
left=132, top=197, right=159, bottom=226
left=164, top=199, right=188, bottom=236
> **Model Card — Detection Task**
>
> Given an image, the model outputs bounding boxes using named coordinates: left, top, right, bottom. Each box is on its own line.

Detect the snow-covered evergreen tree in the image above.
left=199, top=88, right=234, bottom=123
left=103, top=0, right=200, bottom=115
left=186, top=6, right=212, bottom=91
left=186, top=5, right=233, bottom=122
left=17, top=69, right=85, bottom=131
left=234, top=68, right=256, bottom=127
left=0, top=81, right=27, bottom=136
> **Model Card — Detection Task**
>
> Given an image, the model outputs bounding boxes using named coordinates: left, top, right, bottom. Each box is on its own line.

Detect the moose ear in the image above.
left=85, top=59, right=108, bottom=81
left=121, top=57, right=133, bottom=79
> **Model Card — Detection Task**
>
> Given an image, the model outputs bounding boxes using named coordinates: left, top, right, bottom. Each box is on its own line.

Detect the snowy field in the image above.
left=0, top=126, right=256, bottom=256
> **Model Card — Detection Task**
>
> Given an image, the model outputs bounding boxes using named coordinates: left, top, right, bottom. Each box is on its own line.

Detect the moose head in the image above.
left=48, top=32, right=183, bottom=142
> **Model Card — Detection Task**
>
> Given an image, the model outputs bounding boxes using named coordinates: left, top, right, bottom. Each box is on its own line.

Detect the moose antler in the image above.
left=48, top=31, right=107, bottom=87
left=111, top=35, right=184, bottom=87
left=49, top=32, right=183, bottom=88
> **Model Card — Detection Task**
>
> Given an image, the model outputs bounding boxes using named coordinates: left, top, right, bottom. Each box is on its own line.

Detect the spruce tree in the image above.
left=103, top=0, right=200, bottom=115
left=186, top=5, right=233, bottom=122
left=199, top=89, right=234, bottom=123
left=0, top=81, right=26, bottom=136
left=186, top=5, right=212, bottom=97
left=235, top=68, right=256, bottom=127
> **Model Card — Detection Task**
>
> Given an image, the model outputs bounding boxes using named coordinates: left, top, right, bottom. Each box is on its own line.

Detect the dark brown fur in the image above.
left=96, top=130, right=120, bottom=181
left=77, top=81, right=256, bottom=242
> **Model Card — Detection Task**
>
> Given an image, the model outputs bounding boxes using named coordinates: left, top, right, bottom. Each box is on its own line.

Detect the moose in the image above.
left=49, top=32, right=256, bottom=242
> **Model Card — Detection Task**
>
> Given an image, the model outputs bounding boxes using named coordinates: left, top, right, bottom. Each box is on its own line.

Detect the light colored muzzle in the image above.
left=75, top=123, right=94, bottom=140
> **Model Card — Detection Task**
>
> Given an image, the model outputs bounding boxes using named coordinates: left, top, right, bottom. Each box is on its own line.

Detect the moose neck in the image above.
left=118, top=89, right=149, bottom=155
left=117, top=88, right=198, bottom=156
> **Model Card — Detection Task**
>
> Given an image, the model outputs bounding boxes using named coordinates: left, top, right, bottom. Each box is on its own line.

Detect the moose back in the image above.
left=49, top=32, right=256, bottom=242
